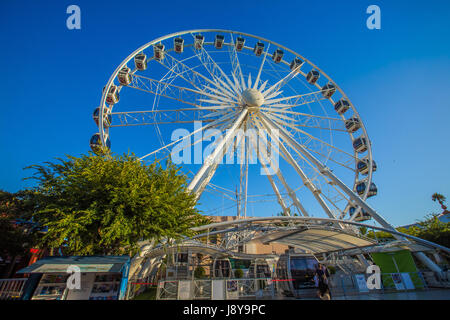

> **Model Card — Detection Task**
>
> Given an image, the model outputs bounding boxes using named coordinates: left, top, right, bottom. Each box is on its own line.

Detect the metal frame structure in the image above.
left=94, top=29, right=447, bottom=275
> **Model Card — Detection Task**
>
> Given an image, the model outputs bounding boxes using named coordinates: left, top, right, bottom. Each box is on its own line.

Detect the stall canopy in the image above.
left=17, top=256, right=130, bottom=274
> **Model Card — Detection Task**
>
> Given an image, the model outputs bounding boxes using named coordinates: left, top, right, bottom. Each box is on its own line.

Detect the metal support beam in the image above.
left=252, top=118, right=309, bottom=217
left=188, top=109, right=248, bottom=195
left=257, top=115, right=337, bottom=220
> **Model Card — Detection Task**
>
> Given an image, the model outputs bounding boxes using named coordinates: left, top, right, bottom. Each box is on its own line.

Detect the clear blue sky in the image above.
left=1, top=0, right=449, bottom=226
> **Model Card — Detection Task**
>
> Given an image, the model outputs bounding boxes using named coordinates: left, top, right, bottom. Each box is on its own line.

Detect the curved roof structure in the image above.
left=135, top=217, right=449, bottom=261
left=248, top=226, right=375, bottom=254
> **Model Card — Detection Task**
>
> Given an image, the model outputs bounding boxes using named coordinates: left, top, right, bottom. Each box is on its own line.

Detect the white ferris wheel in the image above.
left=91, top=29, right=386, bottom=229
left=90, top=29, right=448, bottom=275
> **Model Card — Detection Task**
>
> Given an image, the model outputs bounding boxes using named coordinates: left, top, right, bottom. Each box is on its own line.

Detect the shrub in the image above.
left=194, top=266, right=206, bottom=279
left=234, top=268, right=244, bottom=278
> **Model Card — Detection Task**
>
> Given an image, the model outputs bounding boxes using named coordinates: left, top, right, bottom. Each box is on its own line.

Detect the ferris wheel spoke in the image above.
left=129, top=74, right=203, bottom=107
left=263, top=110, right=345, bottom=132
left=315, top=176, right=355, bottom=220
left=139, top=111, right=238, bottom=160
left=249, top=126, right=308, bottom=217
left=192, top=114, right=240, bottom=153
left=204, top=184, right=237, bottom=203
left=188, top=110, right=249, bottom=194
left=202, top=85, right=235, bottom=101
left=150, top=119, right=233, bottom=164
left=247, top=73, right=253, bottom=90
left=302, top=144, right=356, bottom=172
left=109, top=108, right=221, bottom=127
left=190, top=38, right=240, bottom=95
left=264, top=112, right=356, bottom=160
left=252, top=117, right=310, bottom=217
left=256, top=152, right=290, bottom=216
left=153, top=52, right=239, bottom=105
left=253, top=44, right=271, bottom=90
left=197, top=96, right=236, bottom=105
left=272, top=121, right=357, bottom=172
left=263, top=111, right=347, bottom=133
left=129, top=73, right=239, bottom=108
left=251, top=116, right=298, bottom=171
left=326, top=184, right=355, bottom=219
left=263, top=109, right=344, bottom=122
left=228, top=33, right=245, bottom=93
left=261, top=63, right=303, bottom=98
left=257, top=115, right=340, bottom=221
left=214, top=76, right=240, bottom=99
left=258, top=80, right=269, bottom=92
left=238, top=121, right=250, bottom=218
left=158, top=51, right=224, bottom=93
left=263, top=90, right=325, bottom=107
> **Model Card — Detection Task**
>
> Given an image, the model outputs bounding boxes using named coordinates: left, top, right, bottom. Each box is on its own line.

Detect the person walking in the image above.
left=314, top=263, right=331, bottom=300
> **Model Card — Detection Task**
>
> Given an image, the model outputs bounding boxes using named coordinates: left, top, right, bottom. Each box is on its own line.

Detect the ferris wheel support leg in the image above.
left=188, top=110, right=248, bottom=195
left=261, top=114, right=444, bottom=273
left=414, top=252, right=444, bottom=275
left=193, top=163, right=220, bottom=196
left=356, top=254, right=371, bottom=269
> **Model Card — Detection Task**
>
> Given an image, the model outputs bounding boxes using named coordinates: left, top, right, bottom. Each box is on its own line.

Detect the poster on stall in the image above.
left=400, top=273, right=415, bottom=290
left=391, top=273, right=405, bottom=290
left=354, top=274, right=369, bottom=292
left=226, top=280, right=239, bottom=300
left=178, top=280, right=191, bottom=300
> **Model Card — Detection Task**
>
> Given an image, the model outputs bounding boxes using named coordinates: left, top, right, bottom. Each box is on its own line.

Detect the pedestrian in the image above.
left=314, top=263, right=331, bottom=300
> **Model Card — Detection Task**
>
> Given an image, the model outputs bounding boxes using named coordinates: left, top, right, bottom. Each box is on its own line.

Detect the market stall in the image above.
left=17, top=256, right=130, bottom=300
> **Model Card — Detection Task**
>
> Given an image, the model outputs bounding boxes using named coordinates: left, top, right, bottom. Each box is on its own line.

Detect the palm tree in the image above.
left=431, top=193, right=448, bottom=213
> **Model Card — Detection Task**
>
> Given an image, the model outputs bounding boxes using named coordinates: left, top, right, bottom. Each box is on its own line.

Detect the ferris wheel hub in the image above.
left=241, top=88, right=264, bottom=109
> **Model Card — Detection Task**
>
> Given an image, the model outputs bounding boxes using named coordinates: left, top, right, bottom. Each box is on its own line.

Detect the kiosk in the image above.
left=17, top=256, right=130, bottom=300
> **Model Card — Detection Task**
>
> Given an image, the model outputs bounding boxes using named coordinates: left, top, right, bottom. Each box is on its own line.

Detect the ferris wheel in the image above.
left=91, top=29, right=388, bottom=228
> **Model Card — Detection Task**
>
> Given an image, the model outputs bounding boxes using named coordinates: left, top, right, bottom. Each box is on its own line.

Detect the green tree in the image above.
left=0, top=190, right=39, bottom=276
left=432, top=193, right=449, bottom=214
left=366, top=214, right=450, bottom=248
left=0, top=190, right=38, bottom=256
left=26, top=152, right=208, bottom=256
left=194, top=266, right=206, bottom=279
left=407, top=214, right=450, bottom=248
left=234, top=268, right=243, bottom=278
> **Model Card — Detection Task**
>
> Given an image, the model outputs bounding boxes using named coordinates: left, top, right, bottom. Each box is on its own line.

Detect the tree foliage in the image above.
left=365, top=193, right=450, bottom=248
left=0, top=190, right=37, bottom=259
left=25, top=152, right=209, bottom=256
left=406, top=214, right=450, bottom=248
left=194, top=266, right=206, bottom=279
left=366, top=214, right=450, bottom=248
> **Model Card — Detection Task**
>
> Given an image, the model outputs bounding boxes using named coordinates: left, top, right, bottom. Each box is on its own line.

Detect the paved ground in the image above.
left=262, top=288, right=450, bottom=300
left=332, top=289, right=450, bottom=300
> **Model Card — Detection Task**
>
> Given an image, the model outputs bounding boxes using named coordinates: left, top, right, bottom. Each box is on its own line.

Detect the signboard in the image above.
left=354, top=274, right=369, bottom=292
left=212, top=280, right=224, bottom=300
left=226, top=280, right=239, bottom=300
left=65, top=273, right=96, bottom=300
left=33, top=264, right=114, bottom=273
left=391, top=273, right=405, bottom=290
left=178, top=280, right=192, bottom=300
left=400, top=273, right=415, bottom=290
